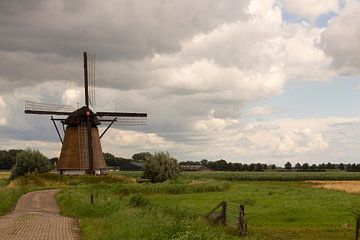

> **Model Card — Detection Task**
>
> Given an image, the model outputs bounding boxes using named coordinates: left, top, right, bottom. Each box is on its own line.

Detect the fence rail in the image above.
left=206, top=201, right=247, bottom=236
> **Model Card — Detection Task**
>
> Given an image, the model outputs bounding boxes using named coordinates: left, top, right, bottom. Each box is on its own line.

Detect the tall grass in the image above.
left=0, top=178, right=32, bottom=216
left=119, top=181, right=230, bottom=195
left=180, top=171, right=360, bottom=181
left=12, top=173, right=134, bottom=187
left=57, top=184, right=241, bottom=240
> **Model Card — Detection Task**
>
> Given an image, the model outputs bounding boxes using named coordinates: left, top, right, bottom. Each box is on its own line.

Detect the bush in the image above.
left=10, top=149, right=52, bottom=179
left=143, top=152, right=179, bottom=183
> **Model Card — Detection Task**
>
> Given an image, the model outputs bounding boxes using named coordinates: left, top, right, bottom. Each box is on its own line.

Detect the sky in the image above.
left=0, top=0, right=359, bottom=166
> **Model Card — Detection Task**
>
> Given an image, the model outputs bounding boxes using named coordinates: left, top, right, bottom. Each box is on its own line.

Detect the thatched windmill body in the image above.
left=25, top=52, right=147, bottom=175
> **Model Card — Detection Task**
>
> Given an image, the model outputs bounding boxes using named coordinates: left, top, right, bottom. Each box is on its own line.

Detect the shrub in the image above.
left=143, top=152, right=179, bottom=183
left=10, top=149, right=52, bottom=179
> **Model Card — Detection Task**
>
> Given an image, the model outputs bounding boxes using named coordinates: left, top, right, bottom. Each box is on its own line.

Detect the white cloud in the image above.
left=62, top=88, right=82, bottom=106
left=0, top=138, right=60, bottom=157
left=248, top=106, right=274, bottom=116
left=247, top=105, right=288, bottom=116
left=284, top=0, right=340, bottom=22
left=0, top=118, right=7, bottom=126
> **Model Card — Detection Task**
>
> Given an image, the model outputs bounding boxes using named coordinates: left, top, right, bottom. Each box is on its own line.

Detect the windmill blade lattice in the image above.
left=99, top=116, right=147, bottom=126
left=25, top=101, right=75, bottom=115
left=87, top=53, right=96, bottom=107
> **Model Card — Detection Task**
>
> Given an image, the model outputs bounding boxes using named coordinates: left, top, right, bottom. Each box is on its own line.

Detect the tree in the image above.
left=10, top=149, right=52, bottom=179
left=0, top=149, right=23, bottom=170
left=200, top=159, right=208, bottom=166
left=132, top=152, right=152, bottom=162
left=284, top=162, right=292, bottom=170
left=104, top=152, right=117, bottom=166
left=294, top=162, right=302, bottom=169
left=339, top=163, right=345, bottom=171
left=143, top=152, right=179, bottom=183
left=302, top=163, right=309, bottom=170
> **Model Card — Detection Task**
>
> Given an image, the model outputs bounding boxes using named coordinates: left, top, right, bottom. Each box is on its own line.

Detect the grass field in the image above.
left=1, top=172, right=360, bottom=239
left=118, top=170, right=360, bottom=181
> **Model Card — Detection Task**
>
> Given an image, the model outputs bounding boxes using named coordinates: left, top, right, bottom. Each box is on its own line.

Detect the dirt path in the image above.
left=0, top=189, right=80, bottom=240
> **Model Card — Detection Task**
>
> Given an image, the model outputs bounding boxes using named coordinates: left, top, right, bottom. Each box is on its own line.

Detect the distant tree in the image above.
left=132, top=152, right=152, bottom=162
left=294, top=162, right=302, bottom=170
left=326, top=162, right=335, bottom=170
left=0, top=149, right=23, bottom=170
left=10, top=149, right=52, bottom=179
left=302, top=163, right=309, bottom=170
left=310, top=164, right=317, bottom=170
left=318, top=163, right=326, bottom=170
left=270, top=164, right=276, bottom=170
left=104, top=152, right=117, bottom=165
left=284, top=162, right=292, bottom=170
left=143, top=152, right=179, bottom=183
left=338, top=163, right=345, bottom=171
left=200, top=159, right=208, bottom=166
left=254, top=163, right=264, bottom=171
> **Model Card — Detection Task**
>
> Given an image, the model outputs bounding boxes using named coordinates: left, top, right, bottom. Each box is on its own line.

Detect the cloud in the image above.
left=0, top=0, right=359, bottom=165
left=284, top=0, right=340, bottom=22
left=322, top=0, right=360, bottom=74
left=0, top=0, right=250, bottom=60
left=247, top=106, right=288, bottom=116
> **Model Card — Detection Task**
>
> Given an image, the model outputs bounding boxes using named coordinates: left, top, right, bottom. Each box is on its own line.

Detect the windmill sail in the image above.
left=25, top=101, right=75, bottom=115
left=87, top=53, right=96, bottom=107
left=99, top=116, right=147, bottom=126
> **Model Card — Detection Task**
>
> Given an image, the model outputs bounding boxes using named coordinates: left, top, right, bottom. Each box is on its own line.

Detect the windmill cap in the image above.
left=65, top=106, right=100, bottom=125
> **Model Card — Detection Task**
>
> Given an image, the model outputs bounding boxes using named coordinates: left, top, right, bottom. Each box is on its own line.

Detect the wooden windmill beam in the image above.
left=96, top=111, right=147, bottom=117
left=25, top=110, right=72, bottom=115
left=51, top=116, right=63, bottom=144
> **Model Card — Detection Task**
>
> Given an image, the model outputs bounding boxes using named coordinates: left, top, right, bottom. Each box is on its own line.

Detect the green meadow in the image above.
left=1, top=172, right=360, bottom=239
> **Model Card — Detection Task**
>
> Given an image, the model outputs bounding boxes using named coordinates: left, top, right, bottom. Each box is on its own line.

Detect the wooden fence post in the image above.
left=238, top=204, right=247, bottom=236
left=90, top=194, right=94, bottom=205
left=221, top=201, right=227, bottom=225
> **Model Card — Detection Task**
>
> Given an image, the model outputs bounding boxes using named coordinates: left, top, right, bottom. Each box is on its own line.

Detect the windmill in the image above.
left=25, top=52, right=147, bottom=175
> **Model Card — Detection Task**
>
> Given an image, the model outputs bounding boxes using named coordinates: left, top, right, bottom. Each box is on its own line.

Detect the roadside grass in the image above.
left=0, top=173, right=133, bottom=217
left=0, top=178, right=31, bottom=216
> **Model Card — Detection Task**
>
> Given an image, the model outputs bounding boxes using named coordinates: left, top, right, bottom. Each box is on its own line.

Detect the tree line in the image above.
left=284, top=161, right=360, bottom=172
left=2, top=149, right=360, bottom=172
left=181, top=159, right=360, bottom=172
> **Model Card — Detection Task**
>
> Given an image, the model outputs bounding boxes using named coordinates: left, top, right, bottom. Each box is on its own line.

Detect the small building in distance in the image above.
left=180, top=165, right=210, bottom=172
left=119, top=161, right=144, bottom=171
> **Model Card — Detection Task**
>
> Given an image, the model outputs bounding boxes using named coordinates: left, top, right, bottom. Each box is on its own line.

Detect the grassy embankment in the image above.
left=0, top=171, right=32, bottom=215
left=2, top=172, right=360, bottom=239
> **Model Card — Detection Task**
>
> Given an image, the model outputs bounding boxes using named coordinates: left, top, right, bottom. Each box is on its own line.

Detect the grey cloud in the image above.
left=321, top=0, right=360, bottom=74
left=0, top=0, right=249, bottom=60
